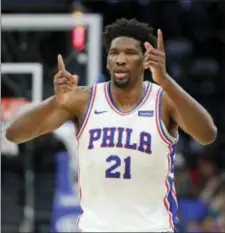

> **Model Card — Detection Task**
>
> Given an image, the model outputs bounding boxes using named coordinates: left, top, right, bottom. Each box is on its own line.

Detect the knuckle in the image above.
left=54, top=74, right=59, bottom=80
left=61, top=84, right=68, bottom=90
left=58, top=71, right=63, bottom=76
left=64, top=71, right=71, bottom=77
left=54, top=80, right=60, bottom=85
left=150, top=49, right=156, bottom=54
left=55, top=72, right=62, bottom=80
left=61, top=77, right=67, bottom=83
left=63, top=70, right=69, bottom=75
left=59, top=71, right=65, bottom=77
left=145, top=54, right=150, bottom=60
left=54, top=79, right=60, bottom=84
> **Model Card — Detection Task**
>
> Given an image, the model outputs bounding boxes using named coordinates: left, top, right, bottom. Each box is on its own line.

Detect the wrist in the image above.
left=159, top=73, right=173, bottom=90
left=52, top=95, right=64, bottom=109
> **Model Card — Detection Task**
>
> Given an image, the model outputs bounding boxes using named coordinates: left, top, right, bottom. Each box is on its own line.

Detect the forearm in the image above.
left=161, top=75, right=217, bottom=144
left=6, top=96, right=71, bottom=144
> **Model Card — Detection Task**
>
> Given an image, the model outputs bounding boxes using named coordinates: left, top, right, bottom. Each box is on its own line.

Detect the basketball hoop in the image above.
left=1, top=98, right=31, bottom=156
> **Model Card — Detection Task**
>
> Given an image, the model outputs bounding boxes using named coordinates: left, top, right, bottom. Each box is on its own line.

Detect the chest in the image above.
left=78, top=117, right=174, bottom=183
left=81, top=109, right=162, bottom=156
left=78, top=109, right=176, bottom=182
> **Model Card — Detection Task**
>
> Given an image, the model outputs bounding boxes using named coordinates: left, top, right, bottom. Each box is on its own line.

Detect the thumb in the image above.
left=144, top=42, right=153, bottom=50
left=72, top=74, right=79, bottom=85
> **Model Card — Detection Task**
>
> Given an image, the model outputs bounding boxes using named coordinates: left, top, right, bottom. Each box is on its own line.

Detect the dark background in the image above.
left=2, top=1, right=225, bottom=232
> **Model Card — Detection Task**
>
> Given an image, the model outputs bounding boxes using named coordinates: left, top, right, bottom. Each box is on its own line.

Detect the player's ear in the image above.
left=107, top=64, right=109, bottom=70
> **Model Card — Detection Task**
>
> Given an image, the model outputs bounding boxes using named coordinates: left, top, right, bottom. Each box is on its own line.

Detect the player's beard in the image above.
left=112, top=75, right=130, bottom=89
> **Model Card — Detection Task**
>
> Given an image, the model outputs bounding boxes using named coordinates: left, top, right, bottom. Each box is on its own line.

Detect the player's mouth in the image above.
left=114, top=72, right=128, bottom=79
left=113, top=68, right=129, bottom=79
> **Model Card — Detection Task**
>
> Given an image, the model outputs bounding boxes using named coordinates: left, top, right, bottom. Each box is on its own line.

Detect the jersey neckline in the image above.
left=104, top=81, right=153, bottom=116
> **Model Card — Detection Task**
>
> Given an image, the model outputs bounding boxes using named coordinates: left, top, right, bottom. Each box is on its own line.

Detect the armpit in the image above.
left=161, top=91, right=177, bottom=125
left=161, top=91, right=178, bottom=138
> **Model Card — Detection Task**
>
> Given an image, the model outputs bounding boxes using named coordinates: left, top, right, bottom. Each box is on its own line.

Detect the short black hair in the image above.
left=103, top=18, right=156, bottom=53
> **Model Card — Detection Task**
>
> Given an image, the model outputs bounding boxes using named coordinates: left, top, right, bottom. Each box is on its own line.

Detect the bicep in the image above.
left=40, top=86, right=91, bottom=136
left=40, top=108, right=73, bottom=135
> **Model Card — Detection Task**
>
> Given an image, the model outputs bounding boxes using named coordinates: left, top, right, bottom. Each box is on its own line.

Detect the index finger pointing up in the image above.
left=58, top=54, right=65, bottom=71
left=157, top=29, right=165, bottom=52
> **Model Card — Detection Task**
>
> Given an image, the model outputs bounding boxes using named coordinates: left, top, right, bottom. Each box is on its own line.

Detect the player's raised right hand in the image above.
left=54, top=54, right=78, bottom=109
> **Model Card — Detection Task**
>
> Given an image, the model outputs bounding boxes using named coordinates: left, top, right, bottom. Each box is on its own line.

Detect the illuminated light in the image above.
left=72, top=10, right=83, bottom=18
left=72, top=26, right=86, bottom=51
left=72, top=10, right=86, bottom=51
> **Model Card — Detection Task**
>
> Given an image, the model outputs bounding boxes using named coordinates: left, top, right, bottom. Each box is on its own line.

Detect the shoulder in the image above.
left=75, top=86, right=91, bottom=106
left=73, top=84, right=101, bottom=119
left=150, top=82, right=172, bottom=110
left=148, top=81, right=161, bottom=96
left=75, top=82, right=108, bottom=106
left=77, top=85, right=91, bottom=93
left=77, top=82, right=107, bottom=93
left=147, top=82, right=175, bottom=122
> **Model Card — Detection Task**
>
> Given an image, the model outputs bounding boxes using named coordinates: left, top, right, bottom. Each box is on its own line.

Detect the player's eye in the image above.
left=126, top=50, right=137, bottom=55
left=109, top=50, right=118, bottom=55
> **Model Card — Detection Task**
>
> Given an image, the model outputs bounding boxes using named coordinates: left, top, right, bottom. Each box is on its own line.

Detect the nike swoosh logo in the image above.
left=94, top=110, right=108, bottom=114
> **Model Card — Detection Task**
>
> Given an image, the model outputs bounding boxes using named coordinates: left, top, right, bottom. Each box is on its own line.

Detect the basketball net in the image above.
left=1, top=98, right=31, bottom=156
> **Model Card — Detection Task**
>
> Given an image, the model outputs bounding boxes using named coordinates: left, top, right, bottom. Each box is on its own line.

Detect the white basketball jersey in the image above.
left=76, top=81, right=178, bottom=232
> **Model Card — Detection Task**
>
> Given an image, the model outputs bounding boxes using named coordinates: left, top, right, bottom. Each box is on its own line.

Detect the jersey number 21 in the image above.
left=105, top=155, right=131, bottom=179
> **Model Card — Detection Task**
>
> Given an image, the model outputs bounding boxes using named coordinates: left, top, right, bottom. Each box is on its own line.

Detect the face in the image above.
left=107, top=36, right=144, bottom=89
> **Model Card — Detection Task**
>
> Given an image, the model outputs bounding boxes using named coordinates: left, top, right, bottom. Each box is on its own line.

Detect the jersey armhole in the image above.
left=76, top=85, right=97, bottom=139
left=155, top=87, right=178, bottom=145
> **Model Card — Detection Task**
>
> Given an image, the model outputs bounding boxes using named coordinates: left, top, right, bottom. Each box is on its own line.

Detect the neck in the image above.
left=110, top=79, right=145, bottom=111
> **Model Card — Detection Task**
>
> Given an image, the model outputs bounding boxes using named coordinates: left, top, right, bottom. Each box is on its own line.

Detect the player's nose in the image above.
left=116, top=53, right=127, bottom=66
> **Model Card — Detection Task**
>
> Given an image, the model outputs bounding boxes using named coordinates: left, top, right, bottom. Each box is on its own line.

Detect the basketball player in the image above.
left=6, top=19, right=217, bottom=232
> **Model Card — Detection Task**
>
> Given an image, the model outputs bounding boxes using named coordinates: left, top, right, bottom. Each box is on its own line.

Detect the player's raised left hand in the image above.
left=143, top=29, right=169, bottom=86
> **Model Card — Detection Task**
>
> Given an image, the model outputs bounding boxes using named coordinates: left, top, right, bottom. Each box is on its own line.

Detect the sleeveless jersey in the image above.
left=76, top=81, right=178, bottom=232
